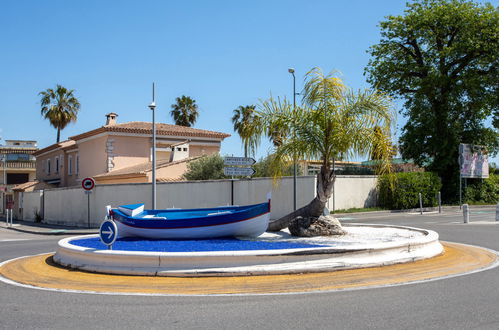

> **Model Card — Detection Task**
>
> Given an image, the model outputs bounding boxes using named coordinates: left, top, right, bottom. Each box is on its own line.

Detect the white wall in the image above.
left=20, top=175, right=378, bottom=227
left=327, top=176, right=378, bottom=211
left=19, top=191, right=43, bottom=221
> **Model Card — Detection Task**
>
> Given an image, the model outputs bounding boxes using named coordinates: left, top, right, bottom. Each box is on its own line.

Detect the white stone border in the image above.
left=53, top=224, right=444, bottom=276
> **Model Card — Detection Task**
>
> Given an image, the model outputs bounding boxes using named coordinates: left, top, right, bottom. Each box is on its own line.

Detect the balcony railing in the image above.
left=0, top=161, right=36, bottom=169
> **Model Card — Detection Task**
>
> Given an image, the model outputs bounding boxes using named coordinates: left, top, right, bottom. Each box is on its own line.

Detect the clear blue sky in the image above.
left=1, top=0, right=497, bottom=164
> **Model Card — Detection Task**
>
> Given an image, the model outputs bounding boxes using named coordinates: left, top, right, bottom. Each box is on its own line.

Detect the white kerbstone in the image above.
left=54, top=224, right=444, bottom=277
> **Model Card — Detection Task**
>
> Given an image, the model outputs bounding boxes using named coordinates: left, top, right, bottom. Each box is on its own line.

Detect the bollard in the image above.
left=438, top=192, right=441, bottom=214
left=496, top=203, right=499, bottom=222
left=7, top=209, right=13, bottom=227
left=463, top=204, right=469, bottom=223
left=419, top=193, right=423, bottom=215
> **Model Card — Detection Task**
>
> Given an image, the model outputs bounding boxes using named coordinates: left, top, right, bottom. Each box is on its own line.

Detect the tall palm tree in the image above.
left=252, top=68, right=394, bottom=231
left=231, top=105, right=260, bottom=157
left=170, top=95, right=199, bottom=127
left=39, top=85, right=81, bottom=143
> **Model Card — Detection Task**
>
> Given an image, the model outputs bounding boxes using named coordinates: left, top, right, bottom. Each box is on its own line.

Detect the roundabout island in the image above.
left=1, top=222, right=497, bottom=296
left=54, top=224, right=444, bottom=276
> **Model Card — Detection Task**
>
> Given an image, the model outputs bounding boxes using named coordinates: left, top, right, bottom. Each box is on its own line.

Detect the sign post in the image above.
left=99, top=219, right=118, bottom=250
left=82, top=177, right=95, bottom=228
left=458, top=144, right=489, bottom=208
left=223, top=157, right=256, bottom=205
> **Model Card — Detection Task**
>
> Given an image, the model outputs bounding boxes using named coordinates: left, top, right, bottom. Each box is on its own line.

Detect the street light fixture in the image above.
left=148, top=83, right=157, bottom=210
left=288, top=68, right=297, bottom=211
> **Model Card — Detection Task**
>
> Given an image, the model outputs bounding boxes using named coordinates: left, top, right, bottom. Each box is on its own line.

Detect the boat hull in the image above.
left=115, top=212, right=270, bottom=239
left=111, top=202, right=271, bottom=239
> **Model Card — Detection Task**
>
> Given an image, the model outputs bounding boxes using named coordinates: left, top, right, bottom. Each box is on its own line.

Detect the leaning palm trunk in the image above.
left=255, top=68, right=393, bottom=233
left=268, top=164, right=334, bottom=231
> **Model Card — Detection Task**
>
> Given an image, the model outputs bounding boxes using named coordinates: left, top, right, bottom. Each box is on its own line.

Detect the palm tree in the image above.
left=39, top=85, right=81, bottom=143
left=253, top=68, right=394, bottom=231
left=231, top=105, right=260, bottom=157
left=170, top=95, right=199, bottom=127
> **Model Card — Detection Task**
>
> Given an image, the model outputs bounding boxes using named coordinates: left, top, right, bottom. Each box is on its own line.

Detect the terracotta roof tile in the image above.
left=70, top=122, right=230, bottom=141
left=33, top=140, right=76, bottom=156
left=12, top=180, right=55, bottom=192
left=94, top=156, right=202, bottom=178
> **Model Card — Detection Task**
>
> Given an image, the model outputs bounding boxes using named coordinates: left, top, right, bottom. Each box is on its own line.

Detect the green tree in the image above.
left=253, top=154, right=303, bottom=178
left=253, top=68, right=394, bottom=231
left=170, top=95, right=199, bottom=127
left=182, top=154, right=226, bottom=180
left=231, top=105, right=260, bottom=157
left=365, top=0, right=499, bottom=201
left=39, top=85, right=81, bottom=143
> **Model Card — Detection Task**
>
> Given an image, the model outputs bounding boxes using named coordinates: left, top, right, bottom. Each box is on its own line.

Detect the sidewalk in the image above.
left=0, top=217, right=97, bottom=235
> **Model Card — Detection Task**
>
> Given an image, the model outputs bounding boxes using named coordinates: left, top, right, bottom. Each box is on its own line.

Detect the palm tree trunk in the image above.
left=56, top=128, right=61, bottom=143
left=267, top=164, right=335, bottom=231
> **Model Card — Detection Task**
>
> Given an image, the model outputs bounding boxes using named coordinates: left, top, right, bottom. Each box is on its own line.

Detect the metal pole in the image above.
left=438, top=191, right=441, bottom=214
left=463, top=203, right=469, bottom=223
left=459, top=174, right=462, bottom=209
left=419, top=192, right=423, bottom=215
left=2, top=155, right=6, bottom=215
left=149, top=83, right=157, bottom=210
left=87, top=192, right=90, bottom=229
left=231, top=179, right=234, bottom=206
left=290, top=69, right=297, bottom=212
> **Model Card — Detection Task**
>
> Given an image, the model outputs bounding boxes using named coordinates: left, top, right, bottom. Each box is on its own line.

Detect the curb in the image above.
left=3, top=225, right=97, bottom=236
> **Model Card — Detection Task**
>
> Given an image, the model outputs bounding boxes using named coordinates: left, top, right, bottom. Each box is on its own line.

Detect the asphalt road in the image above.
left=0, top=207, right=498, bottom=330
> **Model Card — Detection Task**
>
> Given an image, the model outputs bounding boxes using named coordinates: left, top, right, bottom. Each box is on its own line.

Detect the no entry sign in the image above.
left=82, top=177, right=95, bottom=191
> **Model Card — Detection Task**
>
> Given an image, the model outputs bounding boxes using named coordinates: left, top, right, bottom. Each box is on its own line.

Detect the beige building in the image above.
left=0, top=140, right=38, bottom=214
left=32, top=113, right=230, bottom=187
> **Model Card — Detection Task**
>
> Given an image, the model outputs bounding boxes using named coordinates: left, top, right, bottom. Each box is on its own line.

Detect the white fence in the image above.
left=19, top=175, right=378, bottom=227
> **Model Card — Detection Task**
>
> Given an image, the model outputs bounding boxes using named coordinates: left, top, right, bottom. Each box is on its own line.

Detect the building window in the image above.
left=55, top=156, right=59, bottom=174
left=183, top=148, right=188, bottom=151
left=68, top=155, right=72, bottom=175
left=6, top=153, right=30, bottom=161
left=47, top=159, right=51, bottom=174
left=75, top=154, right=79, bottom=175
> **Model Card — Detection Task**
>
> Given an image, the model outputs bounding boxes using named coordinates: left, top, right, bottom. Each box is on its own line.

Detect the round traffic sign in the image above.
left=99, top=220, right=118, bottom=246
left=82, top=177, right=95, bottom=191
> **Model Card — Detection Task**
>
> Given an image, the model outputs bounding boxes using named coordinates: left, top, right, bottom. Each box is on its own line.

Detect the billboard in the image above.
left=459, top=144, right=489, bottom=178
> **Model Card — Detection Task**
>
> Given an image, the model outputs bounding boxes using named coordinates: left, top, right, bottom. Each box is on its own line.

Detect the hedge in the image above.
left=378, top=172, right=442, bottom=210
left=463, top=174, right=498, bottom=204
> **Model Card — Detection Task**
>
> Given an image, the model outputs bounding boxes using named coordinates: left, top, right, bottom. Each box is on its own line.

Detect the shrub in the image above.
left=253, top=154, right=303, bottom=178
left=378, top=172, right=442, bottom=210
left=463, top=174, right=498, bottom=204
left=182, top=154, right=226, bottom=180
left=34, top=208, right=43, bottom=223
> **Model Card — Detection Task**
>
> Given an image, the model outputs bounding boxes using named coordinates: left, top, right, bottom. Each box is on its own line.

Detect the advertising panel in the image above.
left=459, top=144, right=489, bottom=178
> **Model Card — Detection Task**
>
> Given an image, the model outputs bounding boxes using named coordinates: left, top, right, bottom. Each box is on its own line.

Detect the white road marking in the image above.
left=0, top=239, right=29, bottom=242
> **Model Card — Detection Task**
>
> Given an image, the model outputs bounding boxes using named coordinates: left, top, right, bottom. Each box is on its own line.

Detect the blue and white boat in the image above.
left=108, top=199, right=271, bottom=239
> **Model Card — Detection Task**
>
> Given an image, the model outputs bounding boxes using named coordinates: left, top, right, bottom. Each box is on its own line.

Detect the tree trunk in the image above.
left=267, top=164, right=335, bottom=232
left=56, top=128, right=61, bottom=143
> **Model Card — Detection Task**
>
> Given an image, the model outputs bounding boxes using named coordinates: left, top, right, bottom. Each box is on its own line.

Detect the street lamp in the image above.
left=288, top=68, right=297, bottom=211
left=148, top=83, right=157, bottom=210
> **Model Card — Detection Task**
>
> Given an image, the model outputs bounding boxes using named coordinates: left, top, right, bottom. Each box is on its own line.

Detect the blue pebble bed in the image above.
left=71, top=237, right=326, bottom=252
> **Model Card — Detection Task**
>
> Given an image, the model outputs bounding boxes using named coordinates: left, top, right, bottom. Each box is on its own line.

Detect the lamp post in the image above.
left=288, top=68, right=297, bottom=211
left=148, top=83, right=157, bottom=210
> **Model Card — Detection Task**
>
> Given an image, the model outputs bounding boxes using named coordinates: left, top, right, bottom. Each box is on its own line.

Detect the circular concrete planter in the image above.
left=53, top=224, right=444, bottom=277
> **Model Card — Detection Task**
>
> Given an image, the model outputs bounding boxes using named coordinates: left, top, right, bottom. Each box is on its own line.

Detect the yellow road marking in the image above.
left=0, top=242, right=496, bottom=295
